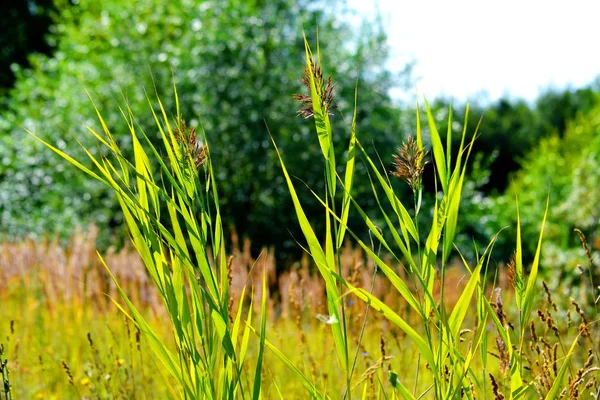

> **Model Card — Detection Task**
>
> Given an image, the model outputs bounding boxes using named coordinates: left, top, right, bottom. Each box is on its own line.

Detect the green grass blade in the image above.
left=416, top=99, right=423, bottom=153
left=96, top=253, right=189, bottom=396
left=389, top=372, right=416, bottom=399
left=337, top=84, right=358, bottom=249
left=270, top=133, right=346, bottom=368
left=231, top=286, right=247, bottom=348
left=514, top=194, right=525, bottom=310
left=544, top=336, right=579, bottom=400
left=359, top=170, right=418, bottom=273
left=356, top=140, right=418, bottom=243
left=522, top=197, right=549, bottom=323
left=304, top=181, right=424, bottom=315
left=446, top=103, right=452, bottom=169
left=339, top=280, right=435, bottom=370
left=239, top=293, right=254, bottom=365
left=424, top=99, right=448, bottom=192
left=448, top=263, right=481, bottom=342
left=252, top=265, right=268, bottom=400
left=27, top=129, right=107, bottom=184
left=302, top=34, right=336, bottom=198
left=265, top=337, right=324, bottom=399
left=421, top=195, right=440, bottom=315
left=442, top=117, right=478, bottom=263
left=211, top=309, right=236, bottom=359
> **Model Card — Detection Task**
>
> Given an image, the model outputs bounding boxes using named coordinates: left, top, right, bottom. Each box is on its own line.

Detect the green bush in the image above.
left=492, top=100, right=600, bottom=290
left=421, top=87, right=600, bottom=264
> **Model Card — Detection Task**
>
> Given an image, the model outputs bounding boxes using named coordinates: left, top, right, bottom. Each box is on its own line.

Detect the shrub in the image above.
left=493, top=101, right=600, bottom=292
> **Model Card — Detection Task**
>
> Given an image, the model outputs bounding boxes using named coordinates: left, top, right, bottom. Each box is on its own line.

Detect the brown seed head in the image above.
left=496, top=335, right=509, bottom=374
left=542, top=281, right=558, bottom=312
left=292, top=59, right=337, bottom=119
left=489, top=373, right=505, bottom=399
left=174, top=119, right=207, bottom=170
left=574, top=228, right=593, bottom=269
left=391, top=136, right=428, bottom=192
left=493, top=288, right=507, bottom=327
left=506, top=254, right=516, bottom=288
left=61, top=360, right=74, bottom=385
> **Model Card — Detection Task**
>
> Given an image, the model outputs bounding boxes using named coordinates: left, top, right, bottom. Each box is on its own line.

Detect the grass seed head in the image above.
left=391, top=136, right=428, bottom=192
left=493, top=288, right=507, bottom=327
left=489, top=373, right=505, bottom=399
left=292, top=59, right=336, bottom=119
left=584, top=349, right=594, bottom=369
left=174, top=119, right=208, bottom=170
left=574, top=228, right=594, bottom=268
left=496, top=335, right=509, bottom=374
left=506, top=254, right=516, bottom=288
left=542, top=281, right=558, bottom=313
left=227, top=255, right=234, bottom=323
left=529, top=321, right=538, bottom=343
left=61, top=360, right=74, bottom=385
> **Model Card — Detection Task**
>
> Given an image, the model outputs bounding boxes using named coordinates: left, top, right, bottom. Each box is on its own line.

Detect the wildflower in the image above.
left=292, top=59, right=336, bottom=119
left=391, top=136, right=427, bottom=192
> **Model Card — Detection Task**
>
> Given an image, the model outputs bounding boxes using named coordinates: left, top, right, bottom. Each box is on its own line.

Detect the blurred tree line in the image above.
left=1, top=0, right=599, bottom=267
left=0, top=0, right=410, bottom=261
left=0, top=0, right=56, bottom=104
left=424, top=86, right=600, bottom=264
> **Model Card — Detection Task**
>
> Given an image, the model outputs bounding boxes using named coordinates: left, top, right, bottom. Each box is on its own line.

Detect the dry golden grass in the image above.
left=0, top=224, right=502, bottom=320
left=8, top=227, right=600, bottom=398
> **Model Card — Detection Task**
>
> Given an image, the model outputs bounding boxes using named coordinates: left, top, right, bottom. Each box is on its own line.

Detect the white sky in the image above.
left=346, top=0, right=600, bottom=103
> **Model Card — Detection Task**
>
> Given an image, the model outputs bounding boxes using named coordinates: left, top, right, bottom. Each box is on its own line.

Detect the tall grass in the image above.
left=0, top=343, right=12, bottom=400
left=272, top=36, right=599, bottom=398
left=31, top=87, right=268, bottom=399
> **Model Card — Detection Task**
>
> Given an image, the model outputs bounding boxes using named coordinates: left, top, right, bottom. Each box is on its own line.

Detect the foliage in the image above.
left=1, top=285, right=170, bottom=399
left=492, top=100, right=600, bottom=292
left=0, top=0, right=408, bottom=258
left=418, top=85, right=600, bottom=262
left=0, top=0, right=56, bottom=99
left=6, top=6, right=600, bottom=395
left=428, top=83, right=600, bottom=195
left=0, top=218, right=494, bottom=398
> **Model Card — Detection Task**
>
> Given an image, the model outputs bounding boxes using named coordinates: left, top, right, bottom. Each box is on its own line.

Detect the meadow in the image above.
left=6, top=226, right=596, bottom=399
left=2, top=38, right=600, bottom=400
left=0, top=227, right=477, bottom=398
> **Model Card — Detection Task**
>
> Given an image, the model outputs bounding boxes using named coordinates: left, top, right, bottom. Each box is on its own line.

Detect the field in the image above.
left=2, top=225, right=599, bottom=398
left=0, top=228, right=480, bottom=398
left=3, top=57, right=600, bottom=397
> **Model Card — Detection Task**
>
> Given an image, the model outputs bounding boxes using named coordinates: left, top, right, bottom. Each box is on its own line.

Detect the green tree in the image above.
left=419, top=84, right=600, bottom=261
left=0, top=0, right=57, bottom=99
left=496, top=99, right=600, bottom=271
left=0, top=0, right=410, bottom=259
